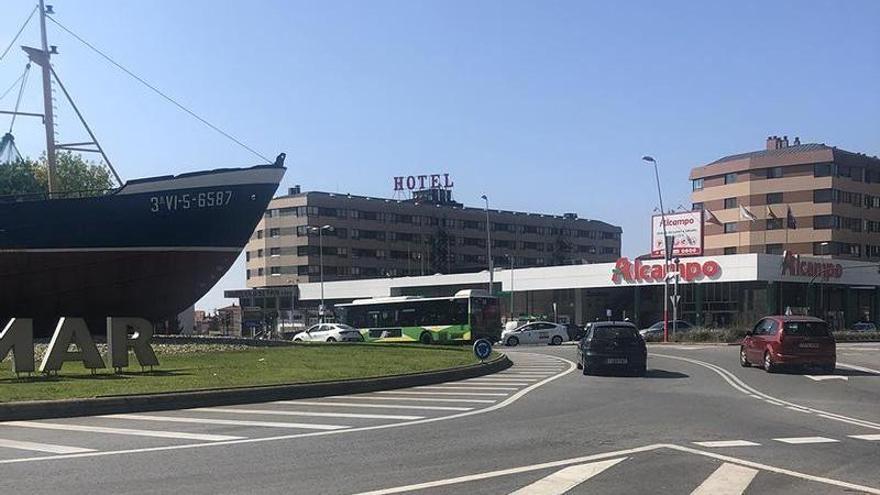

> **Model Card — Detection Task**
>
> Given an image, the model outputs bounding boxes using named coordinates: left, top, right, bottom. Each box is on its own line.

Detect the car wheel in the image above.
left=739, top=347, right=750, bottom=367
left=326, top=337, right=337, bottom=343
left=763, top=351, right=776, bottom=373
left=550, top=335, right=563, bottom=346
left=293, top=338, right=302, bottom=342
left=576, top=358, right=583, bottom=370
left=506, top=336, right=519, bottom=347
left=419, top=332, right=432, bottom=345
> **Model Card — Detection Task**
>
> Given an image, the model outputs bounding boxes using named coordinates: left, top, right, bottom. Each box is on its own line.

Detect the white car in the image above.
left=502, top=321, right=568, bottom=346
left=293, top=323, right=363, bottom=343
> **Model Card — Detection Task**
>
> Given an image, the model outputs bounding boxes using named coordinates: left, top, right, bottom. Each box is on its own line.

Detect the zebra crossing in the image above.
left=0, top=353, right=569, bottom=462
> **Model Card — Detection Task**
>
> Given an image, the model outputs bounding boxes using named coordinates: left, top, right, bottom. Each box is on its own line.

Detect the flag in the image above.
left=766, top=205, right=778, bottom=219
left=739, top=205, right=758, bottom=222
left=703, top=209, right=721, bottom=225
left=786, top=206, right=797, bottom=229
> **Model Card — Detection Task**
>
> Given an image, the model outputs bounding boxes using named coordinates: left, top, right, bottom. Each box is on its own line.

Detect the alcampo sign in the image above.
left=611, top=257, right=722, bottom=284
left=0, top=317, right=159, bottom=375
left=781, top=251, right=842, bottom=280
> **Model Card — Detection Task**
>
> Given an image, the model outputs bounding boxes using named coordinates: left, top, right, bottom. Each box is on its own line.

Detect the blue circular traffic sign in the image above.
left=473, top=339, right=493, bottom=361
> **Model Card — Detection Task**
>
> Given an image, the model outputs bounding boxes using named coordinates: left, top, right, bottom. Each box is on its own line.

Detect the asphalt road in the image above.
left=0, top=343, right=878, bottom=494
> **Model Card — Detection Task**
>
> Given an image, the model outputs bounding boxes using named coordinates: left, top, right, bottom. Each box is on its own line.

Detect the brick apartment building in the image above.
left=691, top=136, right=880, bottom=259
left=245, top=187, right=622, bottom=288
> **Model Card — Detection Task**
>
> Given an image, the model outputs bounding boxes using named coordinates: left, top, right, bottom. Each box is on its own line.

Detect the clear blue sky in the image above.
left=2, top=0, right=878, bottom=312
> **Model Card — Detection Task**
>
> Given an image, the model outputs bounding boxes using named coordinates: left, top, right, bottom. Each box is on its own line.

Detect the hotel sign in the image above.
left=612, top=257, right=721, bottom=284
left=393, top=173, right=454, bottom=191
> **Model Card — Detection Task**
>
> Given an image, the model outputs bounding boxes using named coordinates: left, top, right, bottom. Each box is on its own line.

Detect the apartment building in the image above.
left=245, top=186, right=622, bottom=287
left=690, top=136, right=880, bottom=259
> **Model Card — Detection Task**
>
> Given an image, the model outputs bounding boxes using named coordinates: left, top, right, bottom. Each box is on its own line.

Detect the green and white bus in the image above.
left=334, top=290, right=501, bottom=344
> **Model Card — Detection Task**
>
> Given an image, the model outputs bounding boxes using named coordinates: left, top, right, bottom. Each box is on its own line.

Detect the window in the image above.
left=270, top=266, right=281, bottom=276
left=765, top=243, right=783, bottom=255
left=317, top=207, right=337, bottom=217
left=257, top=267, right=264, bottom=276
left=813, top=242, right=835, bottom=255
left=257, top=249, right=264, bottom=258
left=813, top=189, right=833, bottom=203
left=245, top=251, right=251, bottom=262
left=723, top=222, right=737, bottom=233
left=246, top=269, right=251, bottom=279
left=270, top=247, right=280, bottom=257
left=814, top=163, right=835, bottom=177
left=724, top=197, right=737, bottom=209
left=724, top=247, right=737, bottom=255
left=766, top=192, right=783, bottom=204
left=269, top=228, right=280, bottom=238
left=766, top=218, right=783, bottom=230
left=766, top=167, right=783, bottom=179
left=600, top=246, right=616, bottom=254
left=692, top=178, right=704, bottom=191
left=256, top=230, right=263, bottom=239
left=692, top=202, right=703, bottom=211
left=602, top=231, right=618, bottom=240
left=724, top=173, right=737, bottom=185
left=813, top=215, right=839, bottom=230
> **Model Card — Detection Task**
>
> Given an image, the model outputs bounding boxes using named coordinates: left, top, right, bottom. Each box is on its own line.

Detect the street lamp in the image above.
left=481, top=195, right=493, bottom=294
left=308, top=224, right=334, bottom=322
left=643, top=155, right=671, bottom=342
left=504, top=253, right=515, bottom=320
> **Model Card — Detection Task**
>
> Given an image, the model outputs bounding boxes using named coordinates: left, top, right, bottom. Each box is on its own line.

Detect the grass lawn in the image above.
left=0, top=344, right=486, bottom=403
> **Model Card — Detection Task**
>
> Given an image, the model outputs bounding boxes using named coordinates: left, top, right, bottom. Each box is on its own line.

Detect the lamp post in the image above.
left=481, top=195, right=493, bottom=294
left=308, top=225, right=333, bottom=322
left=505, top=253, right=515, bottom=320
left=643, top=155, right=671, bottom=342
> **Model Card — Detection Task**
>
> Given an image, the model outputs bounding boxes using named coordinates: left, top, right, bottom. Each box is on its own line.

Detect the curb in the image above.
left=0, top=354, right=512, bottom=422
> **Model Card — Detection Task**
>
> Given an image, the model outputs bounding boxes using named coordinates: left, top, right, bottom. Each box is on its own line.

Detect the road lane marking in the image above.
left=0, top=353, right=574, bottom=466
left=460, top=380, right=532, bottom=386
left=692, top=440, right=760, bottom=448
left=664, top=443, right=880, bottom=495
left=195, top=408, right=424, bottom=421
left=773, top=436, right=839, bottom=444
left=652, top=353, right=880, bottom=431
left=413, top=386, right=518, bottom=391
left=277, top=401, right=473, bottom=411
left=375, top=391, right=509, bottom=397
left=786, top=406, right=811, bottom=413
left=351, top=448, right=655, bottom=495
left=507, top=457, right=627, bottom=495
left=103, top=414, right=348, bottom=430
left=850, top=434, right=880, bottom=441
left=340, top=396, right=496, bottom=404
left=690, top=462, right=758, bottom=495
left=805, top=375, right=848, bottom=382
left=0, top=438, right=95, bottom=454
left=2, top=421, right=243, bottom=441
left=838, top=362, right=880, bottom=375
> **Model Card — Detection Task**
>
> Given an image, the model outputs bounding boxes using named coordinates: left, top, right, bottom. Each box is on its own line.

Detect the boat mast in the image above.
left=37, top=0, right=58, bottom=194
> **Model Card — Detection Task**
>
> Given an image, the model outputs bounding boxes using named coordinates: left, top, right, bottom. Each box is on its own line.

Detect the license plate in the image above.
left=606, top=358, right=628, bottom=364
left=799, top=343, right=820, bottom=348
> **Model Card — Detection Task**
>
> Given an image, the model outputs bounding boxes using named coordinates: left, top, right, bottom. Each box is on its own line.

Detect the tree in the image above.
left=0, top=152, right=114, bottom=196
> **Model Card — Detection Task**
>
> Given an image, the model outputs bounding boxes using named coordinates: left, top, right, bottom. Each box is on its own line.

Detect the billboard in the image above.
left=651, top=211, right=703, bottom=258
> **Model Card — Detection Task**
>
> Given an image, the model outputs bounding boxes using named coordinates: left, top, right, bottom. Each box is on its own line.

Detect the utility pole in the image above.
left=643, top=155, right=672, bottom=343
left=482, top=195, right=493, bottom=294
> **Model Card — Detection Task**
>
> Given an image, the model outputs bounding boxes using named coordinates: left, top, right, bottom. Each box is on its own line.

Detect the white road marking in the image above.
left=692, top=440, right=760, bottom=448
left=507, top=457, right=627, bottom=495
left=413, top=386, right=518, bottom=391
left=0, top=353, right=574, bottom=466
left=277, top=401, right=473, bottom=412
left=785, top=406, right=812, bottom=414
left=2, top=421, right=242, bottom=441
left=850, top=434, right=880, bottom=441
left=689, top=462, right=758, bottom=495
left=460, top=380, right=532, bottom=386
left=352, top=443, right=880, bottom=495
left=763, top=399, right=785, bottom=406
left=652, top=353, right=880, bottom=431
left=838, top=362, right=880, bottom=375
left=343, top=396, right=497, bottom=404
left=805, top=375, right=848, bottom=382
left=665, top=443, right=880, bottom=495
left=774, top=436, right=839, bottom=444
left=375, top=391, right=509, bottom=397
left=0, top=438, right=95, bottom=454
left=195, top=408, right=423, bottom=421
left=103, top=414, right=348, bottom=430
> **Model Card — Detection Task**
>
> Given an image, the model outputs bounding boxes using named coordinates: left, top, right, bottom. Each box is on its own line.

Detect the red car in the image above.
left=740, top=316, right=836, bottom=373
